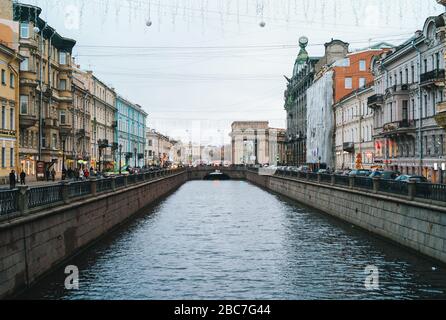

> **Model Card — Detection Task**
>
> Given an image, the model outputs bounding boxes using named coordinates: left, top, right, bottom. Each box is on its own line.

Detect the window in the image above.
left=1, top=147, right=5, bottom=168
left=345, top=77, right=352, bottom=89
left=402, top=100, right=408, bottom=121
left=10, top=148, right=13, bottom=167
left=1, top=69, right=5, bottom=85
left=20, top=95, right=29, bottom=114
left=405, top=69, right=409, bottom=84
left=59, top=79, right=67, bottom=90
left=10, top=108, right=14, bottom=130
left=1, top=106, right=5, bottom=128
left=411, top=65, right=415, bottom=83
left=424, top=59, right=428, bottom=73
left=60, top=110, right=66, bottom=124
left=20, top=58, right=29, bottom=71
left=399, top=71, right=403, bottom=85
left=359, top=78, right=366, bottom=88
left=52, top=134, right=57, bottom=149
left=359, top=60, right=366, bottom=71
left=436, top=52, right=440, bottom=70
left=59, top=52, right=67, bottom=65
left=9, top=73, right=14, bottom=88
left=20, top=22, right=29, bottom=39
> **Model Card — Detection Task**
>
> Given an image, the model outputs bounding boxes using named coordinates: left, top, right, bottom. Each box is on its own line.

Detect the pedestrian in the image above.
left=84, top=168, right=89, bottom=179
left=20, top=170, right=26, bottom=185
left=51, top=168, right=56, bottom=181
left=9, top=170, right=16, bottom=189
left=46, top=168, right=50, bottom=181
left=79, top=168, right=84, bottom=180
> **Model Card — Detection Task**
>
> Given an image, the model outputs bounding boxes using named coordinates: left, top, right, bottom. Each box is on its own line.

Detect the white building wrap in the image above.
left=306, top=70, right=334, bottom=168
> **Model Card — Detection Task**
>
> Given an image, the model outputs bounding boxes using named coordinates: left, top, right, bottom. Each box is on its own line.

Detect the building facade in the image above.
left=116, top=96, right=147, bottom=169
left=334, top=86, right=375, bottom=170
left=70, top=63, right=92, bottom=169
left=230, top=121, right=284, bottom=165
left=284, top=37, right=319, bottom=166
left=0, top=43, right=21, bottom=181
left=370, top=15, right=446, bottom=182
left=13, top=3, right=76, bottom=179
left=145, top=129, right=173, bottom=167
left=87, top=73, right=116, bottom=171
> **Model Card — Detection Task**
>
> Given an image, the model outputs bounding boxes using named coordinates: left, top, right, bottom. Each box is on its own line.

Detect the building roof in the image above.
left=13, top=3, right=76, bottom=54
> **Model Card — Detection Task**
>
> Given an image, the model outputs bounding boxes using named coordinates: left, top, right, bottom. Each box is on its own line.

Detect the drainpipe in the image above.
left=411, top=40, right=423, bottom=175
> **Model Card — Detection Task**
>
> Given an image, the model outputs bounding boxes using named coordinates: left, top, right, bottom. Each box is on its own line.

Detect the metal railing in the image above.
left=0, top=169, right=184, bottom=218
left=69, top=181, right=92, bottom=198
left=28, top=185, right=63, bottom=209
left=354, top=176, right=373, bottom=190
left=115, top=176, right=125, bottom=189
left=415, top=183, right=446, bottom=202
left=0, top=190, right=18, bottom=215
left=267, top=169, right=446, bottom=204
left=378, top=179, right=408, bottom=196
left=334, top=175, right=350, bottom=187
left=97, top=178, right=113, bottom=193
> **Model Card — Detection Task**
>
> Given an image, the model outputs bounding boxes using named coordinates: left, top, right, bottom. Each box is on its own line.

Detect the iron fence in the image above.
left=308, top=172, right=318, bottom=181
left=334, top=175, right=350, bottom=187
left=69, top=181, right=92, bottom=198
left=28, top=185, right=63, bottom=209
left=127, top=175, right=137, bottom=184
left=115, top=176, right=125, bottom=188
left=415, top=183, right=446, bottom=203
left=354, top=176, right=373, bottom=190
left=97, top=178, right=113, bottom=193
left=0, top=190, right=18, bottom=215
left=378, top=179, right=408, bottom=196
left=320, top=174, right=332, bottom=184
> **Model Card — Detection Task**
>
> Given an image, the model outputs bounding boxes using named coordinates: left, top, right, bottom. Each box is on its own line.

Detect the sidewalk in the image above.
left=0, top=179, right=72, bottom=190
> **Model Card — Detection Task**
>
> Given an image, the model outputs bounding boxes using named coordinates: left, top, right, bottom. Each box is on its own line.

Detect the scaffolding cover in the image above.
left=306, top=71, right=334, bottom=167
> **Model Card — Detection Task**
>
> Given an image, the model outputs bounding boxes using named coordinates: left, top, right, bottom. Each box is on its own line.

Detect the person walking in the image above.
left=79, top=168, right=84, bottom=180
left=51, top=168, right=56, bottom=181
left=9, top=170, right=16, bottom=189
left=20, top=170, right=26, bottom=185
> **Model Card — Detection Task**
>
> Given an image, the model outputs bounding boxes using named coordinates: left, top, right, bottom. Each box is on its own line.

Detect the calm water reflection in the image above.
left=21, top=181, right=446, bottom=299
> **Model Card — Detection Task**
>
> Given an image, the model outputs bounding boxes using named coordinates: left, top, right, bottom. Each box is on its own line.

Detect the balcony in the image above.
left=383, top=120, right=416, bottom=136
left=43, top=118, right=59, bottom=128
left=385, top=84, right=410, bottom=95
left=19, top=114, right=38, bottom=128
left=76, top=129, right=86, bottom=137
left=420, top=69, right=445, bottom=87
left=59, top=123, right=72, bottom=136
left=435, top=101, right=446, bottom=129
left=0, top=129, right=17, bottom=138
left=367, top=94, right=384, bottom=109
left=343, top=142, right=354, bottom=153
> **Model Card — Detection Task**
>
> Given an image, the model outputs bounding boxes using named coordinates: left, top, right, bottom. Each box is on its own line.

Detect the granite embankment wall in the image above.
left=0, top=171, right=187, bottom=298
left=246, top=171, right=446, bottom=264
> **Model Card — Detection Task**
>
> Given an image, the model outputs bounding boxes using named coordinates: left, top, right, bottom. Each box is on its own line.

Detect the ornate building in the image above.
left=0, top=4, right=22, bottom=181
left=13, top=3, right=76, bottom=179
left=370, top=14, right=446, bottom=183
left=284, top=37, right=319, bottom=166
left=116, top=96, right=147, bottom=169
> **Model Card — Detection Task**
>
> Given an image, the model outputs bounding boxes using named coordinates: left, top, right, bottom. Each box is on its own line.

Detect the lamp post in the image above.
left=119, top=144, right=122, bottom=174
left=134, top=147, right=137, bottom=168
left=62, top=138, right=66, bottom=180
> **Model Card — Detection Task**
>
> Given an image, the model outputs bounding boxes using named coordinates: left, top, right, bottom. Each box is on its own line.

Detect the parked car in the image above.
left=297, top=165, right=310, bottom=173
left=349, top=169, right=372, bottom=177
left=369, top=171, right=400, bottom=180
left=395, top=175, right=428, bottom=183
left=317, top=169, right=329, bottom=174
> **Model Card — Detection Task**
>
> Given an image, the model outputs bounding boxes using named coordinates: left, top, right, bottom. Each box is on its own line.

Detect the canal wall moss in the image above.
left=246, top=171, right=446, bottom=265
left=0, top=171, right=188, bottom=299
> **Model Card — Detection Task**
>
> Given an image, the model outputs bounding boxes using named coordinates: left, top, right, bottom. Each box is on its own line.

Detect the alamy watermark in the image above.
left=364, top=265, right=379, bottom=290
left=64, top=265, right=79, bottom=290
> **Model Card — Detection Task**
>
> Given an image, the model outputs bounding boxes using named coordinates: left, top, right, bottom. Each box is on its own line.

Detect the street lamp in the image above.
left=134, top=147, right=137, bottom=168
left=62, top=138, right=66, bottom=180
left=119, top=144, right=122, bottom=174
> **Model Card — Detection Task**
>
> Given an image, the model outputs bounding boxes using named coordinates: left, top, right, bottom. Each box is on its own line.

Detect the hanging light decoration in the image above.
left=258, top=0, right=266, bottom=27
left=146, top=0, right=152, bottom=27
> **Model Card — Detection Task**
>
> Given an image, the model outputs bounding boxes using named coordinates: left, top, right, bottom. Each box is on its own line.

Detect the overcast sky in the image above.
left=27, top=0, right=444, bottom=145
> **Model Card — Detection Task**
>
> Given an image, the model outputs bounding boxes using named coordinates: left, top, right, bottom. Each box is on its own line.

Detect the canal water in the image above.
left=21, top=181, right=446, bottom=300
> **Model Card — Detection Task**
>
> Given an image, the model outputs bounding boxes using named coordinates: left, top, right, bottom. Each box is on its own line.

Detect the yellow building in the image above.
left=0, top=0, right=22, bottom=182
